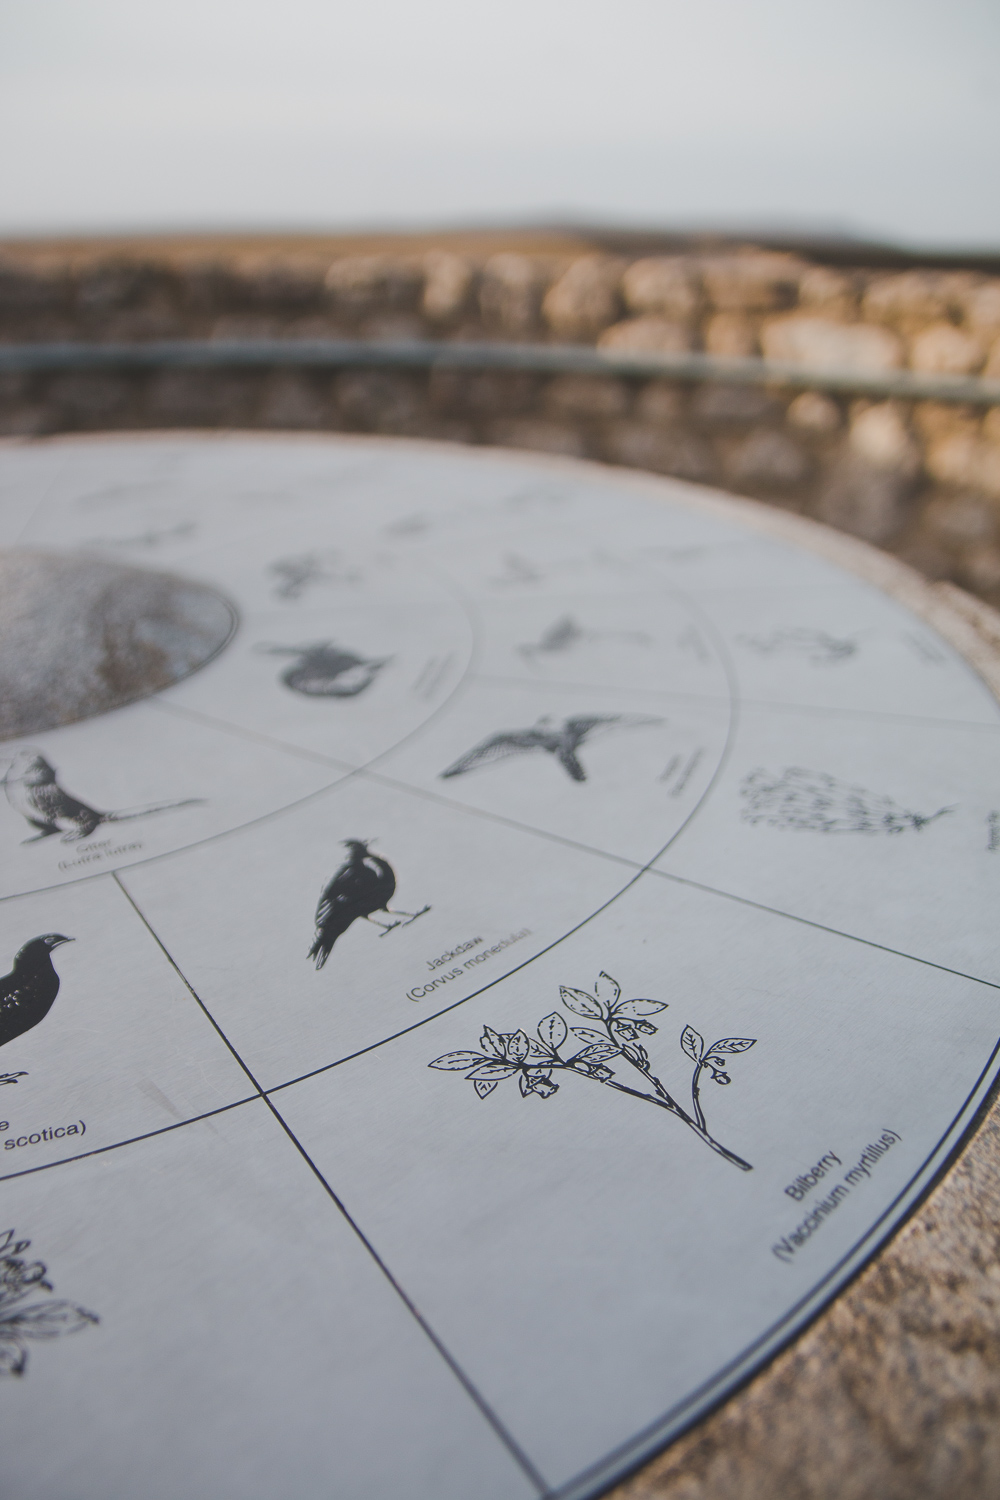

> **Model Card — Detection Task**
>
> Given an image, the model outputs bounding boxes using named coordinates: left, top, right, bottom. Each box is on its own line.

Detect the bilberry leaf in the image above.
left=596, top=972, right=621, bottom=1005
left=5, top=1300, right=97, bottom=1338
left=428, top=1051, right=486, bottom=1071
left=615, top=998, right=669, bottom=1017
left=480, top=1027, right=505, bottom=1058
left=710, top=1037, right=757, bottom=1053
left=538, top=1013, right=567, bottom=1050
left=474, top=1079, right=499, bottom=1099
left=680, top=1026, right=704, bottom=1063
left=507, top=1030, right=531, bottom=1063
left=576, top=1042, right=620, bottom=1063
left=571, top=1027, right=607, bottom=1045
left=466, top=1061, right=518, bottom=1080
left=560, top=986, right=603, bottom=1018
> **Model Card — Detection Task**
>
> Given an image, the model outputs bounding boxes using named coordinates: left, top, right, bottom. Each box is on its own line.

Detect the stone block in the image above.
left=849, top=403, right=918, bottom=472
left=725, top=430, right=810, bottom=488
left=542, top=255, right=625, bottom=339
left=704, top=314, right=758, bottom=357
left=47, top=373, right=132, bottom=425
left=146, top=370, right=259, bottom=426
left=797, top=266, right=858, bottom=318
left=925, top=433, right=1000, bottom=498
left=422, top=252, right=474, bottom=323
left=622, top=257, right=699, bottom=320
left=787, top=391, right=842, bottom=432
left=544, top=374, right=629, bottom=419
left=862, top=270, right=979, bottom=330
left=963, top=280, right=1000, bottom=334
left=699, top=252, right=805, bottom=311
left=985, top=338, right=1000, bottom=378
left=634, top=382, right=686, bottom=424
left=488, top=417, right=585, bottom=457
left=598, top=316, right=692, bottom=353
left=324, top=256, right=424, bottom=318
left=817, top=451, right=914, bottom=543
left=604, top=420, right=716, bottom=481
left=922, top=495, right=997, bottom=546
left=333, top=370, right=425, bottom=432
left=259, top=373, right=331, bottom=429
left=910, top=323, right=984, bottom=375
left=479, top=254, right=560, bottom=336
left=762, top=316, right=902, bottom=371
left=692, top=384, right=779, bottom=425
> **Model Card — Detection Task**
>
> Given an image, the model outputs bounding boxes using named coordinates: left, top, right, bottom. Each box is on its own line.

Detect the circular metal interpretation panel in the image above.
left=1, top=433, right=999, bottom=1500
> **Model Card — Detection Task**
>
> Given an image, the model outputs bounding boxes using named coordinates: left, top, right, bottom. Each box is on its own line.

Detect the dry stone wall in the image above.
left=2, top=241, right=1000, bottom=605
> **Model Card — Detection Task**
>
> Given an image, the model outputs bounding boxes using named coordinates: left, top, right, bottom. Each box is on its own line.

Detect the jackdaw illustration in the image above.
left=2, top=751, right=203, bottom=845
left=441, top=714, right=662, bottom=783
left=258, top=642, right=391, bottom=698
left=309, top=840, right=430, bottom=969
left=0, top=935, right=74, bottom=1060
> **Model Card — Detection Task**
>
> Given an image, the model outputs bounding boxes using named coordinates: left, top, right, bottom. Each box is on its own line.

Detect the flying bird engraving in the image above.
left=0, top=935, right=73, bottom=1054
left=441, top=714, right=662, bottom=783
left=309, top=840, right=430, bottom=969
left=3, top=751, right=202, bottom=845
left=258, top=642, right=391, bottom=697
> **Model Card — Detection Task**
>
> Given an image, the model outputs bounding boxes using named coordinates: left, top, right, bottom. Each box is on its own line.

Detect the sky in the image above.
left=1, top=0, right=998, bottom=247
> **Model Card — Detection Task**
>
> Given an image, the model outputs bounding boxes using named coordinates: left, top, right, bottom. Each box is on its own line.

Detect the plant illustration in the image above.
left=741, top=767, right=951, bottom=835
left=0, top=1228, right=98, bottom=1377
left=429, top=972, right=756, bottom=1170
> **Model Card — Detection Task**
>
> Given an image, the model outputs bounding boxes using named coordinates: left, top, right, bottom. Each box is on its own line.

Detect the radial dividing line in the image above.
left=109, top=872, right=550, bottom=1495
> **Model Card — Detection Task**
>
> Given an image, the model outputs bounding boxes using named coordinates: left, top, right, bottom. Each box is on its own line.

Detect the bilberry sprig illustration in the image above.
left=429, top=972, right=756, bottom=1170
left=0, top=1228, right=98, bottom=1377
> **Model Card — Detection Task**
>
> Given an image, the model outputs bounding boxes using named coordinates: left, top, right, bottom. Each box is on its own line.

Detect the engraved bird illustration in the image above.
left=517, top=614, right=652, bottom=663
left=309, top=840, right=430, bottom=969
left=0, top=935, right=73, bottom=1052
left=258, top=641, right=391, bottom=697
left=2, top=751, right=203, bottom=845
left=440, top=714, right=663, bottom=783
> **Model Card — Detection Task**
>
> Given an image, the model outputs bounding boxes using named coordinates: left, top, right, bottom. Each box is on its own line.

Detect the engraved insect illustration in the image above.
left=737, top=628, right=860, bottom=665
left=258, top=642, right=391, bottom=698
left=0, top=1227, right=98, bottom=1377
left=430, top=972, right=756, bottom=1170
left=517, top=614, right=652, bottom=665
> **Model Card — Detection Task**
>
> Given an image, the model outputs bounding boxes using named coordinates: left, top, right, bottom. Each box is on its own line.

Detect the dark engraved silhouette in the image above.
left=517, top=614, right=651, bottom=664
left=258, top=642, right=391, bottom=698
left=309, top=840, right=430, bottom=968
left=0, top=1227, right=98, bottom=1377
left=738, top=628, right=859, bottom=664
left=741, top=767, right=951, bottom=834
left=0, top=934, right=74, bottom=1055
left=441, top=714, right=662, bottom=783
left=268, top=551, right=363, bottom=600
left=3, top=750, right=203, bottom=845
left=430, top=972, right=756, bottom=1170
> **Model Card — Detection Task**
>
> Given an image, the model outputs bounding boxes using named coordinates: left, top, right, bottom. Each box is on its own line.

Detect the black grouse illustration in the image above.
left=309, top=840, right=430, bottom=969
left=2, top=751, right=202, bottom=845
left=440, top=714, right=662, bottom=783
left=258, top=642, right=391, bottom=697
left=0, top=935, right=73, bottom=1053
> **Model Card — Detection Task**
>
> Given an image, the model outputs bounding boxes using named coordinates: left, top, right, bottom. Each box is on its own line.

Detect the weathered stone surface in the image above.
left=324, top=255, right=423, bottom=318
left=797, top=265, right=857, bottom=317
left=849, top=402, right=919, bottom=472
left=488, top=416, right=585, bottom=456
left=963, top=281, right=1000, bottom=334
left=910, top=323, right=984, bottom=375
left=259, top=372, right=330, bottom=429
left=762, top=316, right=902, bottom=371
left=542, top=255, right=624, bottom=339
left=817, top=451, right=913, bottom=542
left=604, top=421, right=716, bottom=481
left=422, top=251, right=474, bottom=322
left=703, top=314, right=758, bottom=357
left=701, top=252, right=805, bottom=311
left=545, top=374, right=630, bottom=419
left=480, top=254, right=559, bottom=335
left=786, top=390, right=842, bottom=431
left=692, top=385, right=779, bottom=426
left=725, top=429, right=810, bottom=487
left=622, top=258, right=700, bottom=320
left=862, top=270, right=979, bottom=330
left=598, top=316, right=693, bottom=353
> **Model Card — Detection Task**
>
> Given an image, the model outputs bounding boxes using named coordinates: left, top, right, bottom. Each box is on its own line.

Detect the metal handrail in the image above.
left=0, top=337, right=997, bottom=406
